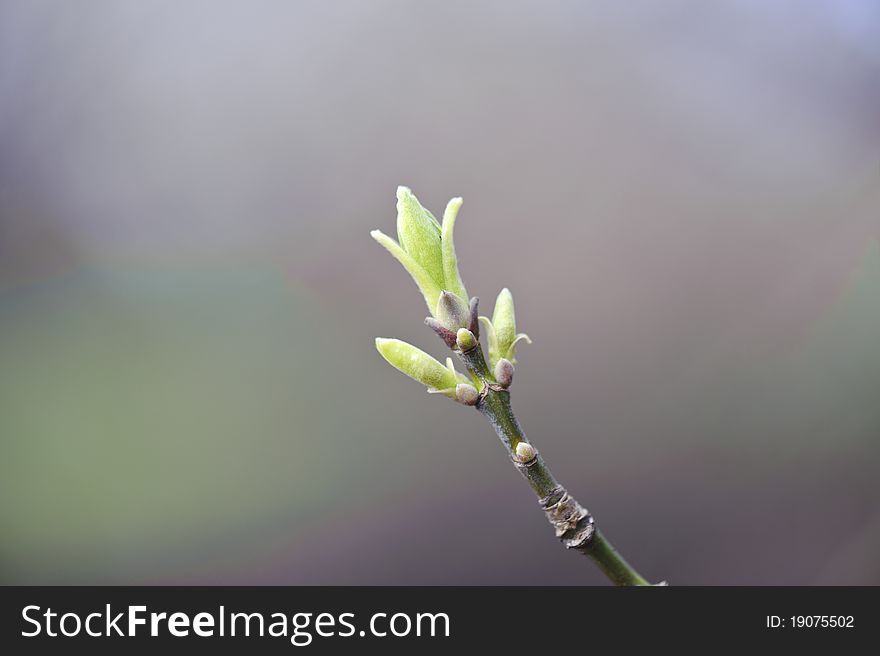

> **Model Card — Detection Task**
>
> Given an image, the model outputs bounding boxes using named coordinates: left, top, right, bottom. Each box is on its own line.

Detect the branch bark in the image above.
left=456, top=341, right=652, bottom=586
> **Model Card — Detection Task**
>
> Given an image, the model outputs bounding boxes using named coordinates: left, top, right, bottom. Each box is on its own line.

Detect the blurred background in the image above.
left=1, top=1, right=878, bottom=585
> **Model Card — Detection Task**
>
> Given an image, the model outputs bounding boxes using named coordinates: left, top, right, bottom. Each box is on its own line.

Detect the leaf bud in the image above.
left=514, top=442, right=536, bottom=463
left=494, top=358, right=514, bottom=388
left=455, top=383, right=480, bottom=406
left=455, top=328, right=478, bottom=352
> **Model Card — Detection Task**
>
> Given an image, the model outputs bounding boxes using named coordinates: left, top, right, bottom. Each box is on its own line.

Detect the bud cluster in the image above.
left=372, top=187, right=531, bottom=404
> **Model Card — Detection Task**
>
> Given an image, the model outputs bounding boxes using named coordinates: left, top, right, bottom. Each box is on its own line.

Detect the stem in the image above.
left=457, top=343, right=652, bottom=586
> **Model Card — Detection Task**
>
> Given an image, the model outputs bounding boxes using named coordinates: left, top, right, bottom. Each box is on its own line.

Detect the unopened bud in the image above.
left=455, top=383, right=480, bottom=406
left=436, top=290, right=471, bottom=332
left=494, top=358, right=514, bottom=388
left=396, top=186, right=443, bottom=286
left=488, top=288, right=531, bottom=366
left=492, top=288, right=516, bottom=357
left=468, top=297, right=480, bottom=338
left=375, top=338, right=459, bottom=391
left=514, top=442, right=536, bottom=463
left=456, top=328, right=478, bottom=352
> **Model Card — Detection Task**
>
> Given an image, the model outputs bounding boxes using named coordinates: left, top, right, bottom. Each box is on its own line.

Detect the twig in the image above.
left=372, top=186, right=660, bottom=586
left=457, top=337, right=651, bottom=586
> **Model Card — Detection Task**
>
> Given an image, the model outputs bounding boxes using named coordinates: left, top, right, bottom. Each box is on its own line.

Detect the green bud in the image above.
left=492, top=288, right=516, bottom=356
left=455, top=328, right=478, bottom=352
left=396, top=187, right=444, bottom=288
left=371, top=187, right=470, bottom=316
left=455, top=383, right=480, bottom=406
left=435, top=290, right=471, bottom=332
left=375, top=338, right=460, bottom=392
left=484, top=288, right=531, bottom=368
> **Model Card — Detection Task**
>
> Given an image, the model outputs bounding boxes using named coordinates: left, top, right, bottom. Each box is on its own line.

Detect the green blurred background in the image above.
left=1, top=1, right=878, bottom=584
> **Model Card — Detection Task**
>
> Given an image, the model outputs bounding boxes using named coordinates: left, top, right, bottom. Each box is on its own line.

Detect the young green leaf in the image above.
left=396, top=187, right=444, bottom=288
left=440, top=197, right=468, bottom=301
left=375, top=338, right=461, bottom=391
left=370, top=229, right=442, bottom=313
left=478, top=315, right=500, bottom=367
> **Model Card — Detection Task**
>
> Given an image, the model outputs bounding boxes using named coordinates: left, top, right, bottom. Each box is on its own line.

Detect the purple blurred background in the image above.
left=1, top=1, right=878, bottom=585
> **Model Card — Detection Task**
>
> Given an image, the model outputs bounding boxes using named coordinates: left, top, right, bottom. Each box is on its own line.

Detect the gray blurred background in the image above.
left=1, top=0, right=878, bottom=585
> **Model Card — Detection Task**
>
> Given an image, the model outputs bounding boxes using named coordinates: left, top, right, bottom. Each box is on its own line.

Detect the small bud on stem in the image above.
left=514, top=442, right=536, bottom=463
left=456, top=328, right=478, bottom=352
left=494, top=358, right=514, bottom=388
left=455, top=383, right=480, bottom=406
